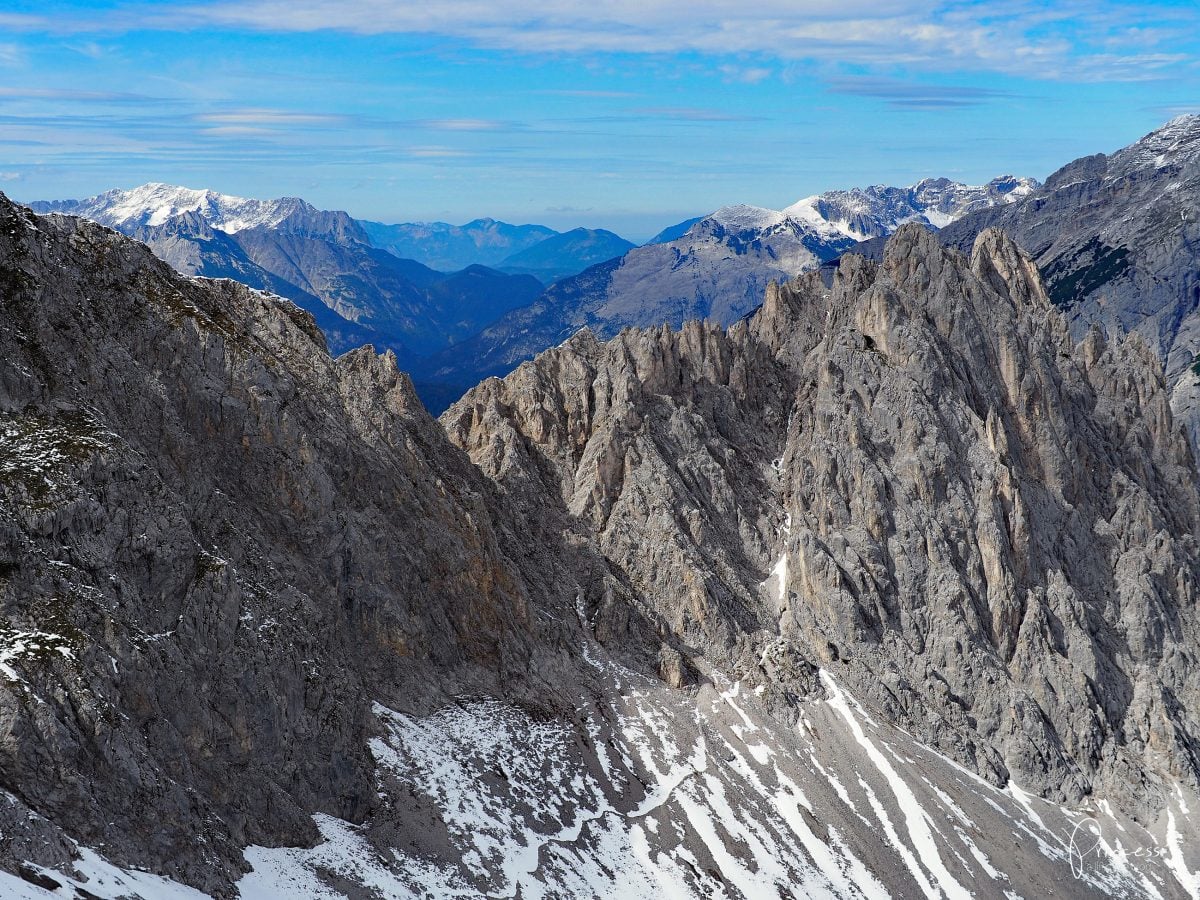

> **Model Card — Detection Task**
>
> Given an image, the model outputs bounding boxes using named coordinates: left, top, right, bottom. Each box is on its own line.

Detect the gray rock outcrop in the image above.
left=446, top=224, right=1200, bottom=822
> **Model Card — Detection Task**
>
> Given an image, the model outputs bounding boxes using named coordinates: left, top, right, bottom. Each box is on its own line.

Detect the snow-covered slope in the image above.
left=708, top=203, right=789, bottom=232
left=12, top=633, right=1198, bottom=898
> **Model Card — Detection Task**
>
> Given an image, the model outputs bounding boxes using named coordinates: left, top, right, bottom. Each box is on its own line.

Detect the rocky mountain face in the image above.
left=412, top=175, right=1037, bottom=410
left=0, top=192, right=604, bottom=896
left=116, top=210, right=386, bottom=357
left=5, top=191, right=1196, bottom=897
left=841, top=116, right=1200, bottom=458
left=446, top=221, right=1200, bottom=825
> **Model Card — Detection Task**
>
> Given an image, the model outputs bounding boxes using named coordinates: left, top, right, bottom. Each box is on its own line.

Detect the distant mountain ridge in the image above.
left=411, top=173, right=1039, bottom=405
left=30, top=182, right=338, bottom=235
left=784, top=174, right=1037, bottom=239
left=31, top=175, right=1038, bottom=414
left=360, top=217, right=558, bottom=272
left=496, top=227, right=636, bottom=282
left=31, top=184, right=544, bottom=366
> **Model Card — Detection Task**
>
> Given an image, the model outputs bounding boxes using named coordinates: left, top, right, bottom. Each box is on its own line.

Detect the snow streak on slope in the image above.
left=5, top=847, right=208, bottom=899
left=227, top=651, right=1198, bottom=898
left=12, top=651, right=1196, bottom=898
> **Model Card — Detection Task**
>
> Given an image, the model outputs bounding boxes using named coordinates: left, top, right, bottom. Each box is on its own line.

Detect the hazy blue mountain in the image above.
left=646, top=216, right=703, bottom=244
left=497, top=227, right=636, bottom=282
left=359, top=217, right=558, bottom=271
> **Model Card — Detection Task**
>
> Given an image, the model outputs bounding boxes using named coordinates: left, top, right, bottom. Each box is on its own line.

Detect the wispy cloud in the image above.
left=195, top=108, right=348, bottom=126
left=718, top=64, right=772, bottom=84
left=56, top=0, right=1190, bottom=82
left=0, top=171, right=21, bottom=182
left=415, top=118, right=506, bottom=131
left=199, top=125, right=279, bottom=137
left=633, top=106, right=758, bottom=122
left=1145, top=103, right=1200, bottom=118
left=0, top=43, right=23, bottom=66
left=0, top=85, right=166, bottom=103
left=406, top=145, right=473, bottom=158
left=539, top=89, right=641, bottom=99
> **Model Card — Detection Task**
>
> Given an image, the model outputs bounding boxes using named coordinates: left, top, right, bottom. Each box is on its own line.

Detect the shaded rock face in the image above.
left=446, top=223, right=1200, bottom=821
left=0, top=195, right=592, bottom=893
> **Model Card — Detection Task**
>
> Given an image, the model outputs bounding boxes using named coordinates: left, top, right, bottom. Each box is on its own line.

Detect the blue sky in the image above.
left=1, top=0, right=1197, bottom=239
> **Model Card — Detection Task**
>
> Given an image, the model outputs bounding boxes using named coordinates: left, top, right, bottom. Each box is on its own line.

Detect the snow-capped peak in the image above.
left=42, top=183, right=310, bottom=234
left=778, top=175, right=1041, bottom=242
left=708, top=204, right=787, bottom=232
left=1122, top=114, right=1200, bottom=170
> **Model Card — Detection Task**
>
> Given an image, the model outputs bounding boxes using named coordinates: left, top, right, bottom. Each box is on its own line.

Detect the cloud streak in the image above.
left=632, top=106, right=759, bottom=122
left=827, top=77, right=1018, bottom=110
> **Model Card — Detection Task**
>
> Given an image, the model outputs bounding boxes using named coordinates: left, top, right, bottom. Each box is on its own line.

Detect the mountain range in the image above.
left=1, top=189, right=1197, bottom=898
left=29, top=186, right=550, bottom=361
left=31, top=176, right=1036, bottom=414
left=359, top=216, right=559, bottom=271
left=409, top=175, right=1039, bottom=400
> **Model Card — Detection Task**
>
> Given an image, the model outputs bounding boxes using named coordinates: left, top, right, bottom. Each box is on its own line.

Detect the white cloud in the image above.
left=0, top=171, right=21, bottom=182
left=718, top=64, right=772, bottom=84
left=0, top=86, right=151, bottom=101
left=0, top=43, right=25, bottom=66
left=4, top=0, right=1195, bottom=83
left=633, top=106, right=757, bottom=122
left=121, top=0, right=1194, bottom=80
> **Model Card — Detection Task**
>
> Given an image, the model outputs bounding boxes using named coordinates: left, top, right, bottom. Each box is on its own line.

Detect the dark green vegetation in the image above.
left=1042, top=236, right=1132, bottom=308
